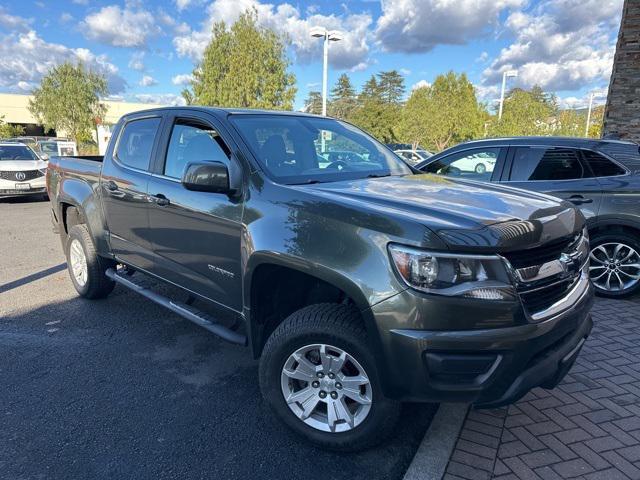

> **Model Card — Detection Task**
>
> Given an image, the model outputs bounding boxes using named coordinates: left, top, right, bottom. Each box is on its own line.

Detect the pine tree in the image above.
left=329, top=74, right=356, bottom=120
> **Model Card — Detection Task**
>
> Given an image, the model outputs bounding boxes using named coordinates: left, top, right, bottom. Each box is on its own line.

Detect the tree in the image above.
left=377, top=70, right=405, bottom=105
left=349, top=98, right=398, bottom=143
left=399, top=72, right=485, bottom=151
left=587, top=105, right=605, bottom=138
left=185, top=9, right=296, bottom=109
left=328, top=74, right=356, bottom=120
left=0, top=115, right=24, bottom=138
left=491, top=87, right=554, bottom=137
left=28, top=62, right=107, bottom=144
left=360, top=75, right=381, bottom=101
left=303, top=91, right=323, bottom=115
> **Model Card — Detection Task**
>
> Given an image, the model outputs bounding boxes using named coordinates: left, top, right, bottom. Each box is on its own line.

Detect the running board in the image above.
left=105, top=268, right=246, bottom=345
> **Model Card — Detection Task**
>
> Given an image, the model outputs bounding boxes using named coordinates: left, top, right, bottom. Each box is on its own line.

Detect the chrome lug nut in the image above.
left=335, top=382, right=342, bottom=389
left=319, top=391, right=327, bottom=399
left=317, top=372, right=324, bottom=378
left=328, top=372, right=335, bottom=379
left=330, top=391, right=338, bottom=399
left=312, top=380, right=320, bottom=388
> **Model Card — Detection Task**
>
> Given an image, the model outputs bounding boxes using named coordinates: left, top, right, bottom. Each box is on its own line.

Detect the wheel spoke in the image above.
left=595, top=245, right=612, bottom=261
left=589, top=251, right=605, bottom=264
left=341, top=386, right=372, bottom=405
left=319, top=345, right=346, bottom=373
left=327, top=398, right=354, bottom=430
left=613, top=243, right=624, bottom=260
left=618, top=269, right=640, bottom=280
left=339, top=374, right=369, bottom=389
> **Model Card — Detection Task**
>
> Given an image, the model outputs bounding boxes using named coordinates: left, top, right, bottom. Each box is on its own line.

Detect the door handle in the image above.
left=105, top=180, right=118, bottom=192
left=567, top=195, right=593, bottom=205
left=151, top=193, right=170, bottom=207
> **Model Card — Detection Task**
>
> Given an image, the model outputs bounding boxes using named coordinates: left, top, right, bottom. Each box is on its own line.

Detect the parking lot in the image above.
left=0, top=198, right=437, bottom=480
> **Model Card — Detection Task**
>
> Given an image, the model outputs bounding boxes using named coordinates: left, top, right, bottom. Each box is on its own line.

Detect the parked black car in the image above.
left=417, top=137, right=640, bottom=298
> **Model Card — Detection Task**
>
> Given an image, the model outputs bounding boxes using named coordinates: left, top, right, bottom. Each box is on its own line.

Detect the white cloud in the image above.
left=174, top=0, right=205, bottom=10
left=375, top=0, right=525, bottom=53
left=173, top=0, right=373, bottom=70
left=0, top=7, right=32, bottom=32
left=139, top=75, right=158, bottom=87
left=134, top=93, right=187, bottom=106
left=411, top=79, right=430, bottom=91
left=72, top=0, right=88, bottom=4
left=128, top=51, right=145, bottom=71
left=82, top=5, right=160, bottom=48
left=476, top=51, right=489, bottom=63
left=481, top=0, right=623, bottom=92
left=474, top=84, right=500, bottom=103
left=0, top=29, right=126, bottom=93
left=171, top=73, right=194, bottom=85
left=399, top=68, right=411, bottom=76
left=60, top=13, right=73, bottom=23
left=558, top=90, right=608, bottom=109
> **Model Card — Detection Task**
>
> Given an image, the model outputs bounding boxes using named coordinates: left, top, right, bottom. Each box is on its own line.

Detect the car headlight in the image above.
left=388, top=244, right=516, bottom=300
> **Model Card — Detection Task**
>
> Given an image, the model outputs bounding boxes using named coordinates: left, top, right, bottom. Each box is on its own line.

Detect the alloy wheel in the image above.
left=589, top=242, right=640, bottom=293
left=69, top=238, right=88, bottom=287
left=280, top=343, right=372, bottom=433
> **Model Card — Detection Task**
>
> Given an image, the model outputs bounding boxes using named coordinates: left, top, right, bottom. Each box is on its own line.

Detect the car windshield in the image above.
left=0, top=145, right=39, bottom=161
left=38, top=142, right=58, bottom=155
left=230, top=115, right=413, bottom=184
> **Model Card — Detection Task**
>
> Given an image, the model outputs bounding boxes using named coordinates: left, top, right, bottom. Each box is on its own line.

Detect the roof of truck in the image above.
left=122, top=105, right=324, bottom=119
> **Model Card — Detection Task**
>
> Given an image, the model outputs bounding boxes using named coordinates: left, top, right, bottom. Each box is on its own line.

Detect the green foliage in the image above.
left=28, top=62, right=107, bottom=144
left=349, top=98, right=399, bottom=144
left=360, top=75, right=381, bottom=101
left=587, top=105, right=604, bottom=138
left=554, top=110, right=584, bottom=137
left=186, top=9, right=296, bottom=109
left=490, top=87, right=554, bottom=137
left=0, top=115, right=25, bottom=138
left=304, top=91, right=323, bottom=115
left=398, top=72, right=485, bottom=151
left=377, top=70, right=405, bottom=105
left=328, top=74, right=356, bottom=120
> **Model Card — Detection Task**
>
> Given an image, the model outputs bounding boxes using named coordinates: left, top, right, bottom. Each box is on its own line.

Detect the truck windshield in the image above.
left=230, top=115, right=412, bottom=184
left=0, top=145, right=39, bottom=161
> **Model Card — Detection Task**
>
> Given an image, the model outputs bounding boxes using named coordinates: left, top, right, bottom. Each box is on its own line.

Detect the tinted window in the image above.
left=164, top=121, right=230, bottom=179
left=0, top=145, right=38, bottom=161
left=583, top=150, right=626, bottom=177
left=115, top=117, right=161, bottom=171
left=510, top=147, right=584, bottom=181
left=423, top=148, right=499, bottom=181
left=230, top=115, right=411, bottom=184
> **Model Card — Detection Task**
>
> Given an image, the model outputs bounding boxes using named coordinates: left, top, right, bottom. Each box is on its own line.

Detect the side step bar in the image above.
left=105, top=268, right=247, bottom=345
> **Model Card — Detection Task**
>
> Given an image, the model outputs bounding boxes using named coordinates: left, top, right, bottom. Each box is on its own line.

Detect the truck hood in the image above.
left=0, top=160, right=47, bottom=171
left=300, top=174, right=583, bottom=252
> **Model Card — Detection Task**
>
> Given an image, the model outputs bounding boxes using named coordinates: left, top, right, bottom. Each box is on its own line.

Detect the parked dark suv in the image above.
left=417, top=137, right=640, bottom=298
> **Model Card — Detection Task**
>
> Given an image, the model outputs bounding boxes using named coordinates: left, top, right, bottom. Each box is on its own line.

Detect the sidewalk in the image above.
left=443, top=297, right=640, bottom=480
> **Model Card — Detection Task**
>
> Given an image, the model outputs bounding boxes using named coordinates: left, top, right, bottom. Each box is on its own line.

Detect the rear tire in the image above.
left=259, top=303, right=400, bottom=451
left=65, top=224, right=115, bottom=299
left=589, top=231, right=640, bottom=298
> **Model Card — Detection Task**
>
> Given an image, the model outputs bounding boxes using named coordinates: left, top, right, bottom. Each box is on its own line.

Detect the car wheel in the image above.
left=66, top=224, right=116, bottom=299
left=589, top=231, right=640, bottom=298
left=259, top=303, right=400, bottom=451
left=475, top=163, right=487, bottom=174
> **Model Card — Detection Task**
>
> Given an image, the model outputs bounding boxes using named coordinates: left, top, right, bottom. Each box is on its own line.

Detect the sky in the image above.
left=0, top=0, right=624, bottom=112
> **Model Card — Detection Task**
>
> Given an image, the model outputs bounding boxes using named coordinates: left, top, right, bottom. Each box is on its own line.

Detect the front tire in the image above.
left=65, top=224, right=115, bottom=299
left=259, top=303, right=400, bottom=451
left=475, top=163, right=487, bottom=174
left=589, top=231, right=640, bottom=298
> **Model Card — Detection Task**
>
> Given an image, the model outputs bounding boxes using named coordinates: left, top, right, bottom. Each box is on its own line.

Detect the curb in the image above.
left=403, top=403, right=469, bottom=480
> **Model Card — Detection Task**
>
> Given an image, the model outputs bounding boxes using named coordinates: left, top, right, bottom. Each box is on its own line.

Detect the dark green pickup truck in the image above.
left=47, top=107, right=593, bottom=450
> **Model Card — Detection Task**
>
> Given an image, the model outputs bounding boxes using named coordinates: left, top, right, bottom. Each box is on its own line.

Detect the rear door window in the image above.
left=115, top=117, right=161, bottom=171
left=509, top=147, right=584, bottom=181
left=582, top=150, right=627, bottom=177
left=422, top=148, right=501, bottom=181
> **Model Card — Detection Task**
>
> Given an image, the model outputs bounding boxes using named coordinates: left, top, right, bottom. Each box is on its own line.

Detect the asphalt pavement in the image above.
left=0, top=196, right=437, bottom=480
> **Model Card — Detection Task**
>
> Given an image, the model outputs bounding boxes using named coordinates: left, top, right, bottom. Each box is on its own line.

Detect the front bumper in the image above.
left=371, top=274, right=594, bottom=405
left=0, top=176, right=47, bottom=197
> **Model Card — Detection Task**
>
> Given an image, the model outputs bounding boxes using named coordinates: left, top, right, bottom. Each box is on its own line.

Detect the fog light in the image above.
left=462, top=287, right=515, bottom=301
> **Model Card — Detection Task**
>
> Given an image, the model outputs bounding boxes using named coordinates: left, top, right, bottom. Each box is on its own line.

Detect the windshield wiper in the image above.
left=366, top=173, right=391, bottom=178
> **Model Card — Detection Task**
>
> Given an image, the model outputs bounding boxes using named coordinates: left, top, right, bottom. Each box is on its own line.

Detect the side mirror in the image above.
left=182, top=161, right=232, bottom=194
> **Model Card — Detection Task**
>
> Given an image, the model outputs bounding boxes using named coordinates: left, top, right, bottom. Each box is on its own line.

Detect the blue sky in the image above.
left=0, top=0, right=623, bottom=111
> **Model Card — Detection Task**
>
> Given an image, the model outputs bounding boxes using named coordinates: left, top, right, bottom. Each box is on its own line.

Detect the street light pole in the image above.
left=310, top=27, right=343, bottom=117
left=498, top=70, right=518, bottom=120
left=585, top=92, right=595, bottom=137
left=322, top=34, right=329, bottom=116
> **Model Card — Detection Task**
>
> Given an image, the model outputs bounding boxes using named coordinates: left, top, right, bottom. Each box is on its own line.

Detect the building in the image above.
left=604, top=0, right=640, bottom=142
left=0, top=93, right=165, bottom=137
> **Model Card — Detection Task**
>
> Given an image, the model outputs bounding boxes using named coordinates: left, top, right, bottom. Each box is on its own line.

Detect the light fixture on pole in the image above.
left=310, top=27, right=343, bottom=117
left=498, top=70, right=518, bottom=120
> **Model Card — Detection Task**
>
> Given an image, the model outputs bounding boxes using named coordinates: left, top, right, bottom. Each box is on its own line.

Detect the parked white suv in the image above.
left=0, top=142, right=48, bottom=198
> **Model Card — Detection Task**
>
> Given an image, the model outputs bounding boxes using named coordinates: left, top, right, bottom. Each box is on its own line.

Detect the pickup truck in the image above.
left=47, top=107, right=593, bottom=451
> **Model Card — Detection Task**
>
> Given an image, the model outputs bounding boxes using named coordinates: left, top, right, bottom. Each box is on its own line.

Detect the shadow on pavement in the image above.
left=0, top=288, right=438, bottom=480
left=0, top=263, right=66, bottom=295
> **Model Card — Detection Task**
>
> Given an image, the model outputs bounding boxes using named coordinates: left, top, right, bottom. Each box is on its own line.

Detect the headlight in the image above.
left=388, top=244, right=516, bottom=300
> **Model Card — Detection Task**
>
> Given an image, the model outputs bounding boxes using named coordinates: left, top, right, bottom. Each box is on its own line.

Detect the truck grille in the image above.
left=519, top=279, right=576, bottom=314
left=0, top=170, right=43, bottom=181
left=502, top=234, right=579, bottom=269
